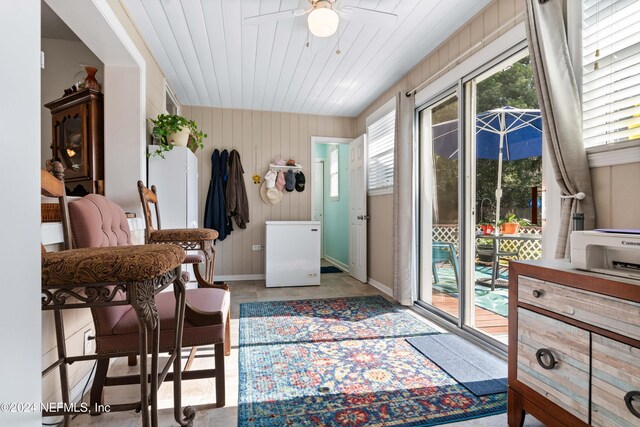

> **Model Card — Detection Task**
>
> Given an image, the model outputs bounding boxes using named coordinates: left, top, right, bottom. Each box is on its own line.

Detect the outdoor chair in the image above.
left=432, top=241, right=460, bottom=290
left=475, top=240, right=520, bottom=291
left=68, top=193, right=230, bottom=410
left=40, top=166, right=193, bottom=426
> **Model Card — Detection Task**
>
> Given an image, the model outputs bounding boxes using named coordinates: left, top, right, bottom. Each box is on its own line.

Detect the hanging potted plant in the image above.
left=478, top=222, right=495, bottom=235
left=149, top=113, right=207, bottom=158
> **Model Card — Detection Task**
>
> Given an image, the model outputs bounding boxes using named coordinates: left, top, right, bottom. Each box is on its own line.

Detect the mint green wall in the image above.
left=314, top=143, right=349, bottom=267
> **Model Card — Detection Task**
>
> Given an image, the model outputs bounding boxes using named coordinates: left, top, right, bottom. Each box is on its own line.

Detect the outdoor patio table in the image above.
left=475, top=233, right=541, bottom=290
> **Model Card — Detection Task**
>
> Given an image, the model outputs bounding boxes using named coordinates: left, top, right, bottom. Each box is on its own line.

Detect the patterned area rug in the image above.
left=239, top=296, right=507, bottom=426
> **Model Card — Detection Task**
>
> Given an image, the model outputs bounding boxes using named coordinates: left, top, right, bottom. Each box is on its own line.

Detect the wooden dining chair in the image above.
left=137, top=180, right=218, bottom=285
left=137, top=180, right=231, bottom=357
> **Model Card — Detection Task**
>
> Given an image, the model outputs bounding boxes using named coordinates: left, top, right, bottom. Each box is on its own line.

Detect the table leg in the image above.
left=172, top=268, right=196, bottom=426
left=136, top=313, right=150, bottom=427
left=132, top=280, right=164, bottom=427
left=53, top=309, right=72, bottom=427
left=491, top=239, right=499, bottom=291
left=150, top=315, right=160, bottom=427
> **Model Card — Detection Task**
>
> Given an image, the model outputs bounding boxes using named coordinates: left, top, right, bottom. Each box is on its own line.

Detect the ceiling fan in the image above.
left=244, top=0, right=398, bottom=38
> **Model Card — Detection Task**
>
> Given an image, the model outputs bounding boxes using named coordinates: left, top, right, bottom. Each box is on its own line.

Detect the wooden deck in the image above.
left=430, top=290, right=508, bottom=336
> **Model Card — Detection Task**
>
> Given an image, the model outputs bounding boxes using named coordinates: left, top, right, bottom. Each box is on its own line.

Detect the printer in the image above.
left=571, top=230, right=640, bottom=281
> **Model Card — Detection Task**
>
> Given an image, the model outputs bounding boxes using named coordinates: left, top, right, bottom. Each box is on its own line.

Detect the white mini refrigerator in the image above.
left=265, top=221, right=321, bottom=287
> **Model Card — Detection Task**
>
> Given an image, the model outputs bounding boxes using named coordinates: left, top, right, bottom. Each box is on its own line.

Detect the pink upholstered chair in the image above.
left=41, top=167, right=192, bottom=425
left=68, top=194, right=229, bottom=409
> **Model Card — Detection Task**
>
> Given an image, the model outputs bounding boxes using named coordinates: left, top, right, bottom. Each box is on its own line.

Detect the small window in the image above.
left=582, top=0, right=640, bottom=148
left=367, top=110, right=395, bottom=194
left=164, top=81, right=180, bottom=115
left=330, top=146, right=339, bottom=200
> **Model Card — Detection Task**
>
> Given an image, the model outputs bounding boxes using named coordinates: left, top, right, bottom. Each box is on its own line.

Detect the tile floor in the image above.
left=69, top=269, right=544, bottom=427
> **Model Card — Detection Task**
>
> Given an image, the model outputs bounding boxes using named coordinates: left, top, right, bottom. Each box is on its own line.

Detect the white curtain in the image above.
left=525, top=0, right=596, bottom=258
left=393, top=91, right=415, bottom=305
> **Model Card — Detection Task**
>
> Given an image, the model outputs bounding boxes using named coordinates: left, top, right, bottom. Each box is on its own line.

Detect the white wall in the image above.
left=40, top=38, right=103, bottom=168
left=591, top=162, right=640, bottom=229
left=0, top=0, right=42, bottom=425
left=103, top=64, right=145, bottom=214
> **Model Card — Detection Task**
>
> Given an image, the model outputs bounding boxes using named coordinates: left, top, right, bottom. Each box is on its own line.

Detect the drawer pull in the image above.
left=535, top=348, right=558, bottom=370
left=532, top=289, right=544, bottom=298
left=624, top=391, right=640, bottom=418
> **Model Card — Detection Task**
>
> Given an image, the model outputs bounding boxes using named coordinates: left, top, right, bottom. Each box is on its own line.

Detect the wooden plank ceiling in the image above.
left=123, top=0, right=490, bottom=117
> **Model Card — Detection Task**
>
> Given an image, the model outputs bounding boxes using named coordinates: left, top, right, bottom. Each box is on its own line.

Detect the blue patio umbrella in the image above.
left=432, top=107, right=542, bottom=229
left=476, top=107, right=542, bottom=230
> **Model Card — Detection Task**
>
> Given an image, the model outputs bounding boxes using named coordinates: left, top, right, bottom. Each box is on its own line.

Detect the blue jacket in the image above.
left=204, top=149, right=232, bottom=240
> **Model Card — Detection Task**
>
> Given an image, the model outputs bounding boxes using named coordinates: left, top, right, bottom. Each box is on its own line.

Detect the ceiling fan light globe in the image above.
left=307, top=8, right=339, bottom=38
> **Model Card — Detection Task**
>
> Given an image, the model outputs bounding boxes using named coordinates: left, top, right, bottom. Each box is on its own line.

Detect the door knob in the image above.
left=357, top=215, right=363, bottom=220
left=362, top=215, right=370, bottom=220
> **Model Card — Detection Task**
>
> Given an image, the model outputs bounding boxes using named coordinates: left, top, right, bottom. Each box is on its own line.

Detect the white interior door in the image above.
left=349, top=135, right=367, bottom=283
left=312, top=160, right=325, bottom=257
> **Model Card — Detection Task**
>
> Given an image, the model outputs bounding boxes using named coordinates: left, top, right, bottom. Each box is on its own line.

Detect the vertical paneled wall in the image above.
left=591, top=163, right=640, bottom=229
left=355, top=0, right=525, bottom=289
left=184, top=106, right=355, bottom=278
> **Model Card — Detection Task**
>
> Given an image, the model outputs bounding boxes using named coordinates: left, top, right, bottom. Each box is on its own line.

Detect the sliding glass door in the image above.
left=418, top=93, right=461, bottom=322
left=417, top=49, right=542, bottom=347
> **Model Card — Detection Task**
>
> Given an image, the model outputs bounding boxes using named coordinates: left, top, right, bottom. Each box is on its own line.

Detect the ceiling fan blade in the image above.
left=244, top=8, right=308, bottom=25
left=340, top=6, right=397, bottom=27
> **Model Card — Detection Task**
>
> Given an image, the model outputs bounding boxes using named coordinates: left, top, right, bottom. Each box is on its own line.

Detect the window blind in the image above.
left=330, top=146, right=339, bottom=199
left=582, top=0, right=640, bottom=148
left=367, top=110, right=395, bottom=192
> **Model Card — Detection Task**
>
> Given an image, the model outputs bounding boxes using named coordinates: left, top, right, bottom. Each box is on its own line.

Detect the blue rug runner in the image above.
left=407, top=334, right=507, bottom=396
left=239, top=296, right=506, bottom=426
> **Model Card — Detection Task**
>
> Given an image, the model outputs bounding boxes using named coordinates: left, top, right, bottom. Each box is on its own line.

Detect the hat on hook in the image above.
left=295, top=171, right=305, bottom=192
left=285, top=169, right=295, bottom=192
left=275, top=170, right=286, bottom=191
left=264, top=170, right=277, bottom=189
left=260, top=181, right=283, bottom=205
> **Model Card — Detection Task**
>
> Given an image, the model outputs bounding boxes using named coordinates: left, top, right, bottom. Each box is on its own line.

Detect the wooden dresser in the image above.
left=508, top=260, right=640, bottom=427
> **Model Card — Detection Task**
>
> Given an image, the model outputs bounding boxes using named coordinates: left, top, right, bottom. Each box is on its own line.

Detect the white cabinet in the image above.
left=265, top=221, right=321, bottom=287
left=148, top=145, right=198, bottom=229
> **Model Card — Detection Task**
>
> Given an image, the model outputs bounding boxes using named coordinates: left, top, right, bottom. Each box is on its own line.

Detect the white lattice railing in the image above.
left=432, top=224, right=542, bottom=261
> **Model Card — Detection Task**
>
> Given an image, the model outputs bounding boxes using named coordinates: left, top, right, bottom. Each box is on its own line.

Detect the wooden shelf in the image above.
left=268, top=163, right=302, bottom=172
